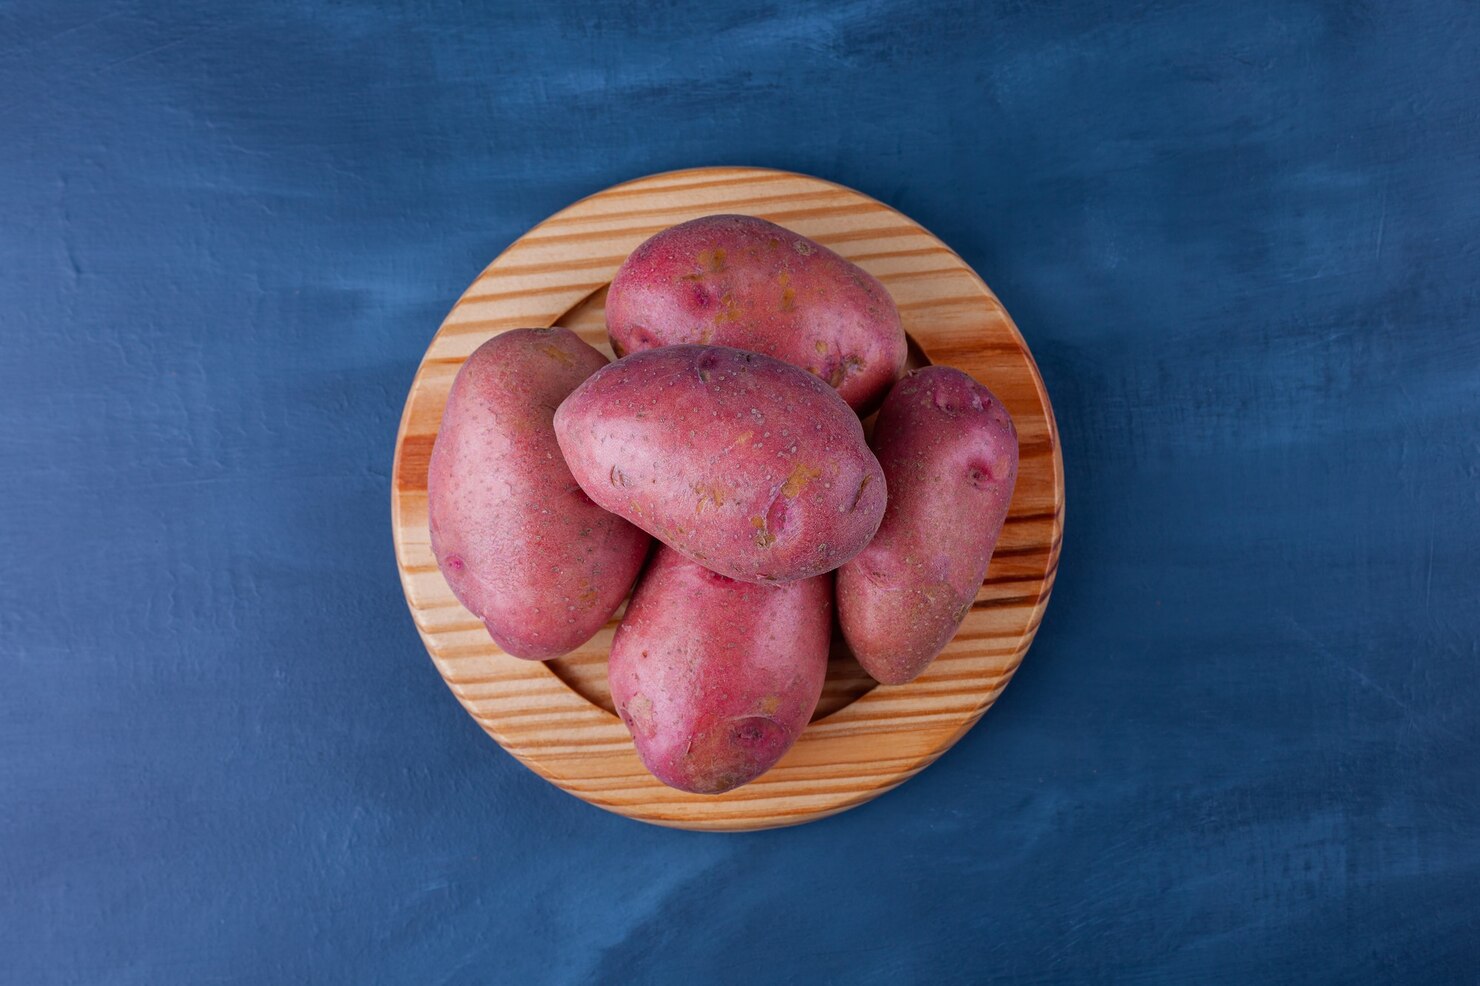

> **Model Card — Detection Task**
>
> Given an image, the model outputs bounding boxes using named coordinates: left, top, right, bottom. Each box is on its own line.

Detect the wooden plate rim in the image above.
left=391, top=166, right=1064, bottom=830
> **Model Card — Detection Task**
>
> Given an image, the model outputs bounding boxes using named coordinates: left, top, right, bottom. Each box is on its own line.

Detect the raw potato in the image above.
left=606, top=214, right=907, bottom=413
left=554, top=345, right=887, bottom=584
left=837, top=366, right=1019, bottom=684
left=427, top=328, right=650, bottom=660
left=610, top=546, right=830, bottom=794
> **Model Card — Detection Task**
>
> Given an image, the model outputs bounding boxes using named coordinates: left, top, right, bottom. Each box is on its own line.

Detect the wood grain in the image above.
left=391, top=167, right=1064, bottom=831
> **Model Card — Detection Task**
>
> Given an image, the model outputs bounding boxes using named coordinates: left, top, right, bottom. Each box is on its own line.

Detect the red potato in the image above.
left=606, top=214, right=907, bottom=414
left=610, top=546, right=830, bottom=794
left=837, top=366, right=1019, bottom=684
left=553, top=345, right=887, bottom=585
left=427, top=328, right=650, bottom=660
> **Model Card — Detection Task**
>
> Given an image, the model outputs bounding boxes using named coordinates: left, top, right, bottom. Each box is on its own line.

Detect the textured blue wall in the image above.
left=2, top=2, right=1477, bottom=983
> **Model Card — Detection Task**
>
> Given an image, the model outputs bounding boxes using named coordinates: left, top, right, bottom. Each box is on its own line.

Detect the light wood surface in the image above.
left=391, top=167, right=1064, bottom=831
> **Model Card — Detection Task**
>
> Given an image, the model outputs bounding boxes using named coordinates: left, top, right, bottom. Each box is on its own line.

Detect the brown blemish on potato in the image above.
left=537, top=343, right=574, bottom=366
left=778, top=271, right=795, bottom=311
left=714, top=293, right=742, bottom=324
left=609, top=465, right=630, bottom=487
left=848, top=474, right=872, bottom=512
left=758, top=694, right=781, bottom=715
left=827, top=355, right=866, bottom=388
left=792, top=239, right=814, bottom=256
left=813, top=340, right=828, bottom=355
left=671, top=716, right=786, bottom=793
left=749, top=514, right=776, bottom=549
left=733, top=430, right=753, bottom=446
left=623, top=693, right=656, bottom=739
left=781, top=462, right=821, bottom=498
left=698, top=248, right=727, bottom=273
left=693, top=482, right=728, bottom=513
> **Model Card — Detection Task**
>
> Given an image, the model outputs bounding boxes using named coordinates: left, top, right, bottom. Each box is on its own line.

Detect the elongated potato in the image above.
left=553, top=345, right=887, bottom=584
left=606, top=214, right=906, bottom=413
left=837, top=366, right=1019, bottom=684
left=427, top=328, right=650, bottom=660
left=610, top=546, right=830, bottom=794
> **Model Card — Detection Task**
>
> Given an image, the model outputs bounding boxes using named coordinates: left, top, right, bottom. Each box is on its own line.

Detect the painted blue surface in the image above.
left=2, top=1, right=1477, bottom=982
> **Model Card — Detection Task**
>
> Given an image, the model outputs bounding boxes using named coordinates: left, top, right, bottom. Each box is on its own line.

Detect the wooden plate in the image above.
left=391, top=167, right=1063, bottom=831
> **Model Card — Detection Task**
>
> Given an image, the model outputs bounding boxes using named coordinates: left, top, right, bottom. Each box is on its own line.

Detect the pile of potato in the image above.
left=428, top=215, right=1019, bottom=794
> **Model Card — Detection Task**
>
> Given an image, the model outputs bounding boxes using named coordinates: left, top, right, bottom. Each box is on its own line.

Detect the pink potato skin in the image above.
left=610, top=546, right=830, bottom=794
left=553, top=345, right=887, bottom=585
left=427, top=328, right=650, bottom=660
left=606, top=214, right=907, bottom=414
left=837, top=366, right=1019, bottom=685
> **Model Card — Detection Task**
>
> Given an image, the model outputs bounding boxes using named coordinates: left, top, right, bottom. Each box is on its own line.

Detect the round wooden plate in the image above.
left=392, top=167, right=1063, bottom=831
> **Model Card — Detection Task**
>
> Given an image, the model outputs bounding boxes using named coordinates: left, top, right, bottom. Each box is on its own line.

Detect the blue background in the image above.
left=3, top=1, right=1477, bottom=982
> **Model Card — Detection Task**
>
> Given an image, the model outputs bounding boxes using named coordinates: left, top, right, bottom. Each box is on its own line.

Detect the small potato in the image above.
left=554, top=345, right=887, bottom=584
left=610, top=546, right=830, bottom=794
left=606, top=214, right=906, bottom=413
left=837, top=366, right=1019, bottom=684
left=427, top=328, right=650, bottom=660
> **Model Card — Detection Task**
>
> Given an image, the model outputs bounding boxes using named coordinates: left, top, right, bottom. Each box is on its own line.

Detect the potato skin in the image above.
left=610, top=546, right=830, bottom=794
left=427, top=328, right=650, bottom=660
left=553, top=345, right=887, bottom=585
left=606, top=214, right=906, bottom=414
left=837, top=367, right=1019, bottom=684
